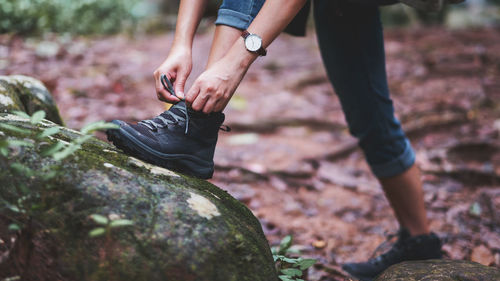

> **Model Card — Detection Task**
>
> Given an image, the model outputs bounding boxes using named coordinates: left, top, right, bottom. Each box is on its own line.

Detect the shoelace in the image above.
left=138, top=105, right=188, bottom=132
left=139, top=74, right=232, bottom=134
left=139, top=75, right=190, bottom=134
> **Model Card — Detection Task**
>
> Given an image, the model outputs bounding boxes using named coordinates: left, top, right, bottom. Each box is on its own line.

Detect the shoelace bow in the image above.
left=139, top=75, right=190, bottom=134
left=139, top=74, right=231, bottom=134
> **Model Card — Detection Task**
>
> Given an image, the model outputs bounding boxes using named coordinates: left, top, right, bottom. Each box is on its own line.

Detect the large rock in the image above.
left=0, top=76, right=277, bottom=281
left=376, top=259, right=500, bottom=281
left=0, top=75, right=64, bottom=125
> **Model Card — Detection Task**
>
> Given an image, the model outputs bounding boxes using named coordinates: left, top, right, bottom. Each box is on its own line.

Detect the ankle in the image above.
left=404, top=226, right=430, bottom=237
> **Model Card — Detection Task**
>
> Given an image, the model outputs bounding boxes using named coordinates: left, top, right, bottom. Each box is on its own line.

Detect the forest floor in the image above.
left=1, top=26, right=500, bottom=280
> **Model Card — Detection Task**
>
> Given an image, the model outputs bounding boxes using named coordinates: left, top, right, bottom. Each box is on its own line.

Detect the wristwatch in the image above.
left=241, top=30, right=267, bottom=56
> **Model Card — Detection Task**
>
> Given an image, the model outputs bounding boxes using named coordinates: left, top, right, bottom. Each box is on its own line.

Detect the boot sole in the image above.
left=106, top=126, right=214, bottom=179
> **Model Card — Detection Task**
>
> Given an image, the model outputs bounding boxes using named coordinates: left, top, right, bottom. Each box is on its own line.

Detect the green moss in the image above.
left=376, top=260, right=500, bottom=281
left=0, top=113, right=277, bottom=281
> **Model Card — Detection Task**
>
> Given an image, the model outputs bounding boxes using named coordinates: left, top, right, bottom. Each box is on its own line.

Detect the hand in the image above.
left=186, top=56, right=248, bottom=113
left=153, top=46, right=192, bottom=103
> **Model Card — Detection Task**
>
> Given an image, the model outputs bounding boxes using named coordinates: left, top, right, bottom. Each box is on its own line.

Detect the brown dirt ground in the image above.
left=1, top=26, right=499, bottom=280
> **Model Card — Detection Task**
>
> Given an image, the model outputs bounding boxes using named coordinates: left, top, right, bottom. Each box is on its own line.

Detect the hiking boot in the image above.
left=106, top=101, right=225, bottom=179
left=399, top=0, right=464, bottom=12
left=342, top=228, right=442, bottom=281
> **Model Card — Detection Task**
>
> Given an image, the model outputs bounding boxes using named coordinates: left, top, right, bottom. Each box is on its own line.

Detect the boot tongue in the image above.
left=169, top=101, right=207, bottom=118
left=169, top=101, right=188, bottom=117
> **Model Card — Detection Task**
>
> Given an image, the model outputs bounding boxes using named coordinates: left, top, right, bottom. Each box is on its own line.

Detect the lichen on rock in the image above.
left=187, top=192, right=221, bottom=219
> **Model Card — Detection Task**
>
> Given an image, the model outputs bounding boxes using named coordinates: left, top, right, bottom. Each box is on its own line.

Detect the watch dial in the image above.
left=245, top=34, right=262, bottom=52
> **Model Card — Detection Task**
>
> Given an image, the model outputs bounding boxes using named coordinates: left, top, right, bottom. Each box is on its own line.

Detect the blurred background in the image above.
left=1, top=1, right=500, bottom=280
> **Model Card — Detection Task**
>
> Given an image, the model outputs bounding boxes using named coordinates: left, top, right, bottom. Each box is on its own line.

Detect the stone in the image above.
left=0, top=76, right=277, bottom=281
left=0, top=75, right=64, bottom=125
left=375, top=259, right=500, bottom=281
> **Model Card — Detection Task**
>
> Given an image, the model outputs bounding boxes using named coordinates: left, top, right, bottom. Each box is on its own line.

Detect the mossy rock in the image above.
left=376, top=259, right=500, bottom=281
left=0, top=77, right=277, bottom=281
left=0, top=75, right=64, bottom=125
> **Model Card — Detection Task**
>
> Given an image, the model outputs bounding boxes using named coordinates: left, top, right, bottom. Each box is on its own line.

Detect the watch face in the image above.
left=245, top=34, right=262, bottom=52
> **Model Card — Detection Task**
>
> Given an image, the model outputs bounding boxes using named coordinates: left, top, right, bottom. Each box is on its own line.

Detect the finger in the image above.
left=212, top=98, right=226, bottom=113
left=191, top=91, right=209, bottom=112
left=185, top=83, right=200, bottom=107
left=202, top=96, right=218, bottom=114
left=174, top=74, right=187, bottom=99
left=158, top=89, right=180, bottom=103
left=156, top=74, right=180, bottom=103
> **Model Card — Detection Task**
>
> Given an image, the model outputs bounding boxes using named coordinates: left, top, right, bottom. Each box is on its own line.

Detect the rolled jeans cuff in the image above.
left=215, top=8, right=253, bottom=30
left=370, top=139, right=416, bottom=178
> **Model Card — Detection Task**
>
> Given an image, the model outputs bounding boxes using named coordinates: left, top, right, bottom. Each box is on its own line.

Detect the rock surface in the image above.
left=0, top=76, right=277, bottom=281
left=0, top=75, right=64, bottom=125
left=375, top=259, right=500, bottom=281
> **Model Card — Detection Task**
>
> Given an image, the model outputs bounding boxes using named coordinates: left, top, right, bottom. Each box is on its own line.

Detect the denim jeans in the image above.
left=215, top=0, right=415, bottom=178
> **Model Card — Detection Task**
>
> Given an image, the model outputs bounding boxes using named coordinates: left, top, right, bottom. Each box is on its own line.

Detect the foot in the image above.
left=342, top=228, right=442, bottom=281
left=106, top=101, right=225, bottom=179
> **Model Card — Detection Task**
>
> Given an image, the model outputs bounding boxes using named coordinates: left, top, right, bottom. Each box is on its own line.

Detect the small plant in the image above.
left=272, top=235, right=316, bottom=281
left=89, top=214, right=134, bottom=238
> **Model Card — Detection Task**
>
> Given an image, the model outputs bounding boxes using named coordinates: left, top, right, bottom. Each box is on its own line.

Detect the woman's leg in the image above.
left=313, top=0, right=429, bottom=236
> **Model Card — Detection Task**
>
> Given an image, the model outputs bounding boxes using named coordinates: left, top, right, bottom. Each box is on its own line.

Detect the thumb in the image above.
left=174, top=75, right=187, bottom=99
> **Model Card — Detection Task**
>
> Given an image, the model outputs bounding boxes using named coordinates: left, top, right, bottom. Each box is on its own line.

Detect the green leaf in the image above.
left=80, top=121, right=119, bottom=135
left=278, top=275, right=293, bottom=281
left=10, top=162, right=33, bottom=177
left=7, top=204, right=21, bottom=213
left=271, top=246, right=278, bottom=255
left=37, top=126, right=60, bottom=139
left=41, top=170, right=58, bottom=181
left=89, top=227, right=106, bottom=237
left=12, top=110, right=30, bottom=119
left=41, top=141, right=65, bottom=157
left=8, top=223, right=20, bottom=231
left=279, top=235, right=293, bottom=254
left=469, top=202, right=481, bottom=217
left=286, top=246, right=301, bottom=254
left=282, top=257, right=299, bottom=264
left=90, top=214, right=109, bottom=225
left=281, top=268, right=302, bottom=277
left=30, top=110, right=46, bottom=124
left=297, top=259, right=316, bottom=270
left=52, top=143, right=81, bottom=161
left=0, top=146, right=8, bottom=157
left=0, top=123, right=31, bottom=135
left=109, top=219, right=134, bottom=228
left=6, top=139, right=33, bottom=148
left=74, top=135, right=93, bottom=145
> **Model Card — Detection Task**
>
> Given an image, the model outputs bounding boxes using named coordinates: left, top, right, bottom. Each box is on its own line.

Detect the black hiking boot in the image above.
left=342, top=228, right=442, bottom=281
left=399, top=0, right=465, bottom=12
left=106, top=101, right=225, bottom=179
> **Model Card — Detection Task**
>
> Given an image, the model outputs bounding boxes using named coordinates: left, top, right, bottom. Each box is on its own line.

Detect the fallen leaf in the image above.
left=471, top=244, right=494, bottom=266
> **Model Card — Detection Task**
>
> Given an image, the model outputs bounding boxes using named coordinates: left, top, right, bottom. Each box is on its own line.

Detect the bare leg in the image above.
left=206, top=25, right=242, bottom=68
left=379, top=164, right=430, bottom=236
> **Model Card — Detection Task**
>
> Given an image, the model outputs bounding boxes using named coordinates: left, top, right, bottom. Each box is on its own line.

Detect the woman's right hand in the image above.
left=153, top=46, right=192, bottom=103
